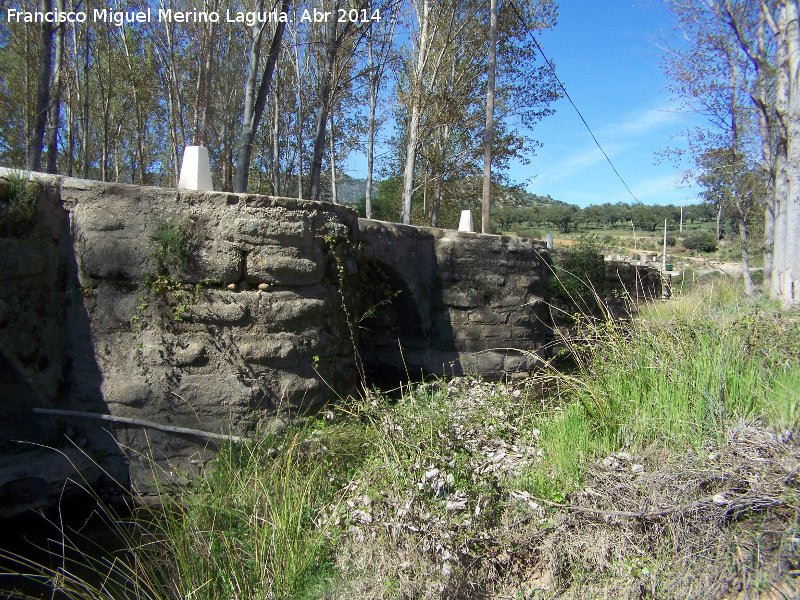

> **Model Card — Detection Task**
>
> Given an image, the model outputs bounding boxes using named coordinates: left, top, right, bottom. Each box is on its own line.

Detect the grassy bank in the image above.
left=2, top=278, right=799, bottom=599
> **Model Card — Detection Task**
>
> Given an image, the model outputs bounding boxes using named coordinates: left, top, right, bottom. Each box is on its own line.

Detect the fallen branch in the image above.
left=31, top=408, right=251, bottom=443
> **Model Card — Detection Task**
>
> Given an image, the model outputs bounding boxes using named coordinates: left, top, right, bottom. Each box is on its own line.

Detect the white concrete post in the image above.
left=458, top=210, right=474, bottom=232
left=178, top=146, right=213, bottom=191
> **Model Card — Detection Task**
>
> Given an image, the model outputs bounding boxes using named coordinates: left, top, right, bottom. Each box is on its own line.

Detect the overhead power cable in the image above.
left=507, top=0, right=642, bottom=204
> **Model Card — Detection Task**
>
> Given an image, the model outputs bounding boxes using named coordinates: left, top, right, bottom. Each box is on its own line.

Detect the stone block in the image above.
left=188, top=239, right=242, bottom=284
left=108, top=380, right=152, bottom=407
left=459, top=339, right=487, bottom=352
left=174, top=342, right=206, bottom=366
left=189, top=299, right=248, bottom=323
left=258, top=291, right=327, bottom=323
left=226, top=214, right=311, bottom=247
left=469, top=310, right=503, bottom=325
left=454, top=326, right=483, bottom=341
left=0, top=240, right=48, bottom=280
left=77, top=232, right=156, bottom=280
left=240, top=334, right=299, bottom=367
left=247, top=246, right=322, bottom=286
left=481, top=325, right=510, bottom=339
left=441, top=288, right=479, bottom=309
left=475, top=351, right=504, bottom=374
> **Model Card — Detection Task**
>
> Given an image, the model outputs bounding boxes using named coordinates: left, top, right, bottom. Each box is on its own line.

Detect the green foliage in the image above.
left=683, top=231, right=718, bottom=252
left=524, top=281, right=800, bottom=498
left=355, top=193, right=398, bottom=223
left=1, top=171, right=39, bottom=226
left=355, top=177, right=402, bottom=222
left=548, top=237, right=606, bottom=312
left=152, top=220, right=199, bottom=275
left=143, top=273, right=199, bottom=323
left=149, top=430, right=348, bottom=600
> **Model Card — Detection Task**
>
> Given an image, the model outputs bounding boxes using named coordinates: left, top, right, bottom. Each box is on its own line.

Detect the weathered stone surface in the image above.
left=192, top=239, right=242, bottom=284
left=189, top=295, right=248, bottom=322
left=225, top=213, right=311, bottom=247
left=0, top=240, right=48, bottom=279
left=174, top=342, right=206, bottom=366
left=240, top=333, right=299, bottom=367
left=108, top=380, right=152, bottom=407
left=0, top=169, right=359, bottom=517
left=247, top=246, right=322, bottom=286
left=358, top=220, right=556, bottom=383
left=257, top=290, right=327, bottom=323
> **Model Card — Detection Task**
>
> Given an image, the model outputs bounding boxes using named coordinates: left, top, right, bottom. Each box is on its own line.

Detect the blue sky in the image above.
left=518, top=0, right=702, bottom=208
left=345, top=0, right=704, bottom=208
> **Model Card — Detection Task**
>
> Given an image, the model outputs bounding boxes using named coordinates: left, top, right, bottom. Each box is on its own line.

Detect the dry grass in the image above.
left=484, top=422, right=800, bottom=599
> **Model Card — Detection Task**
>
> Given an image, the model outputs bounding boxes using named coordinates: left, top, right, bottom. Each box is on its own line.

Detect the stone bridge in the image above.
left=0, top=171, right=661, bottom=516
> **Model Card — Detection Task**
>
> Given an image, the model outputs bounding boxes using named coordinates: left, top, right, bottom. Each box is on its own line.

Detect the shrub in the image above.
left=682, top=232, right=718, bottom=252
left=549, top=237, right=606, bottom=312
left=0, top=171, right=40, bottom=231
left=153, top=220, right=199, bottom=275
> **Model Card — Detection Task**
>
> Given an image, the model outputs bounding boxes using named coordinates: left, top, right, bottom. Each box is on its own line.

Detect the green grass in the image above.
left=1, top=171, right=39, bottom=224
left=3, top=277, right=798, bottom=599
left=522, top=278, right=800, bottom=497
left=0, top=422, right=369, bottom=600
left=152, top=221, right=199, bottom=275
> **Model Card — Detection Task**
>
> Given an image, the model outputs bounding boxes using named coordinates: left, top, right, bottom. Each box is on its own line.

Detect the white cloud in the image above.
left=601, top=105, right=683, bottom=138
left=532, top=141, right=630, bottom=186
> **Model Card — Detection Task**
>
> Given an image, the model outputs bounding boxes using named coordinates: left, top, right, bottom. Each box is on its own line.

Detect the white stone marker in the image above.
left=546, top=234, right=554, bottom=249
left=458, top=209, right=474, bottom=232
left=178, top=145, right=213, bottom=191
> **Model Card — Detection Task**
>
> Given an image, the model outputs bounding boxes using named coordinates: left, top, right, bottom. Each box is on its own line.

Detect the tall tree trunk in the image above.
left=401, top=0, right=430, bottom=224
left=728, top=44, right=753, bottom=295
left=365, top=23, right=376, bottom=219
left=27, top=0, right=54, bottom=172
left=783, top=0, right=800, bottom=306
left=430, top=177, right=442, bottom=227
left=272, top=87, right=281, bottom=195
left=121, top=31, right=148, bottom=184
left=66, top=83, right=73, bottom=176
left=194, top=3, right=216, bottom=146
left=293, top=27, right=304, bottom=199
left=771, top=3, right=790, bottom=301
left=306, top=1, right=339, bottom=201
left=45, top=0, right=65, bottom=174
left=80, top=24, right=90, bottom=178
left=756, top=2, right=776, bottom=293
left=234, top=0, right=290, bottom=193
left=481, top=0, right=497, bottom=234
left=329, top=111, right=338, bottom=203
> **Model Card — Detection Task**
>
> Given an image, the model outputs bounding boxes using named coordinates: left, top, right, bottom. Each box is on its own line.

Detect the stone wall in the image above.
left=356, top=219, right=554, bottom=385
left=0, top=170, right=663, bottom=517
left=0, top=170, right=358, bottom=514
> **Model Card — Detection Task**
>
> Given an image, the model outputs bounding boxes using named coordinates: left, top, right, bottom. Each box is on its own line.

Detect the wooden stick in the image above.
left=31, top=408, right=251, bottom=443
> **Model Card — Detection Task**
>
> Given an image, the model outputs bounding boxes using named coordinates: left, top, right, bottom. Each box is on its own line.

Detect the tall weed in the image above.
left=524, top=279, right=800, bottom=496
left=0, top=423, right=364, bottom=600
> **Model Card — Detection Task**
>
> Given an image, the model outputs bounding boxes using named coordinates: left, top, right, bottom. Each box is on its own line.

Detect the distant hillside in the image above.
left=497, top=186, right=568, bottom=207
left=335, top=176, right=375, bottom=205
